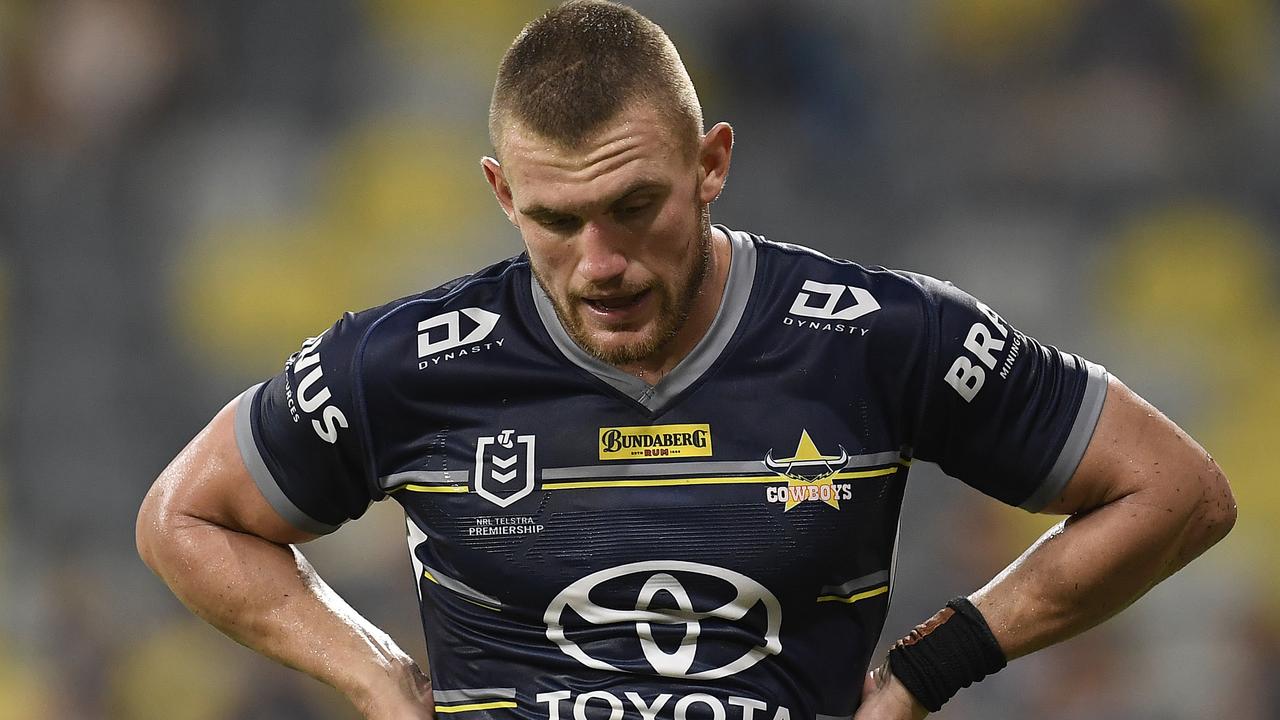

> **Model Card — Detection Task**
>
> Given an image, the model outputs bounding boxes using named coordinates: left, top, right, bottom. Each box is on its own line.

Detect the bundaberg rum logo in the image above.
left=598, top=424, right=713, bottom=460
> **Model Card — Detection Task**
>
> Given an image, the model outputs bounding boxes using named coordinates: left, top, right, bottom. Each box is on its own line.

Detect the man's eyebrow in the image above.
left=607, top=180, right=669, bottom=207
left=520, top=204, right=569, bottom=220
left=518, top=180, right=670, bottom=218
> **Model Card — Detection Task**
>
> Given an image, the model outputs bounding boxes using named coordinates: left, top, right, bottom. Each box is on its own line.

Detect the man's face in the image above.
left=484, top=104, right=726, bottom=368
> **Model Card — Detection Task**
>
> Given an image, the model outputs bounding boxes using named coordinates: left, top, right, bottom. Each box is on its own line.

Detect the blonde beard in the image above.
left=532, top=204, right=712, bottom=368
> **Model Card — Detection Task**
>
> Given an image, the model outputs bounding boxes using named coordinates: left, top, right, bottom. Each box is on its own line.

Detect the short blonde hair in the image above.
left=489, top=0, right=704, bottom=159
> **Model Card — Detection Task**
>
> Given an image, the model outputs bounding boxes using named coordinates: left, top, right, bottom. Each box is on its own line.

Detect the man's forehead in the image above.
left=505, top=131, right=654, bottom=179
left=503, top=107, right=680, bottom=164
left=511, top=163, right=672, bottom=217
left=500, top=112, right=687, bottom=211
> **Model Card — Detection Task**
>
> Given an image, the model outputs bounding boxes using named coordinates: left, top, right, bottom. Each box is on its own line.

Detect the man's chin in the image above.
left=576, top=326, right=663, bottom=366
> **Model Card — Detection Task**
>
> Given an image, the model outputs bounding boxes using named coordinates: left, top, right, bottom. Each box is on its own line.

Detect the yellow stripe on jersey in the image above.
left=435, top=701, right=518, bottom=713
left=542, top=466, right=901, bottom=491
left=817, top=584, right=890, bottom=604
left=457, top=595, right=502, bottom=611
left=397, top=484, right=469, bottom=493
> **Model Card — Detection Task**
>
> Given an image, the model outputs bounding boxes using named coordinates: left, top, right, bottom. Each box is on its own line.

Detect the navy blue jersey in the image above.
left=235, top=228, right=1107, bottom=720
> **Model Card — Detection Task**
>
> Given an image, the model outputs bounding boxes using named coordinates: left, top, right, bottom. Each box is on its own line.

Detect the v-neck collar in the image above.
left=530, top=226, right=758, bottom=414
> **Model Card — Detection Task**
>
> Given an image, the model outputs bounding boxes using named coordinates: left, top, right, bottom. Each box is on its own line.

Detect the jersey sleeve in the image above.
left=233, top=312, right=377, bottom=534
left=885, top=273, right=1109, bottom=511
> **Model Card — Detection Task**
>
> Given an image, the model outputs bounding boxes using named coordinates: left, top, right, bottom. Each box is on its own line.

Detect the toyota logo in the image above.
left=544, top=561, right=782, bottom=680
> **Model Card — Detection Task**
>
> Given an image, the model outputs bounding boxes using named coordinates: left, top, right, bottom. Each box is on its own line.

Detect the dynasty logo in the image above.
left=417, top=307, right=504, bottom=370
left=784, top=279, right=879, bottom=336
left=599, top=424, right=712, bottom=461
left=763, top=430, right=852, bottom=510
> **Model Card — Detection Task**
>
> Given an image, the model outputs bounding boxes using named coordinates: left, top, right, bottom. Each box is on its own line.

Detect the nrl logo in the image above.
left=763, top=430, right=851, bottom=511
left=474, top=429, right=536, bottom=508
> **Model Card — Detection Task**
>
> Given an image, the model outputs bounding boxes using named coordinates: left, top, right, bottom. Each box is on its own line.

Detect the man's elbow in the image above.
left=136, top=479, right=189, bottom=577
left=136, top=487, right=167, bottom=574
left=1186, top=456, right=1236, bottom=555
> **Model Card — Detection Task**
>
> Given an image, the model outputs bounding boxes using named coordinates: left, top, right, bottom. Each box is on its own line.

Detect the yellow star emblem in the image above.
left=764, top=430, right=850, bottom=511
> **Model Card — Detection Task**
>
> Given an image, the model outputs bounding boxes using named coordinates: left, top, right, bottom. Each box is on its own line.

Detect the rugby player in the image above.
left=136, top=2, right=1236, bottom=718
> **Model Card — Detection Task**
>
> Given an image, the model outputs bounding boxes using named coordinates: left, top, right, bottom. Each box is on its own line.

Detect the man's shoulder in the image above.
left=340, top=254, right=528, bottom=339
left=306, top=254, right=530, bottom=374
left=747, top=232, right=942, bottom=315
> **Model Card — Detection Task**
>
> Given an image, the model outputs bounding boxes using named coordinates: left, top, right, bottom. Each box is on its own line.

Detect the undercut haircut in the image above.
left=489, top=0, right=704, bottom=159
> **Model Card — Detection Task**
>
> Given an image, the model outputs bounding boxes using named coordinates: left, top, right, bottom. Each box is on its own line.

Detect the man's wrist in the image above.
left=884, top=597, right=1007, bottom=712
left=345, top=655, right=430, bottom=715
left=866, top=660, right=930, bottom=719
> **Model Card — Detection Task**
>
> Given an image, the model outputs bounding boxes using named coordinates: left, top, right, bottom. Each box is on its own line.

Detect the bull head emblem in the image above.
left=764, top=430, right=849, bottom=482
left=763, top=430, right=851, bottom=511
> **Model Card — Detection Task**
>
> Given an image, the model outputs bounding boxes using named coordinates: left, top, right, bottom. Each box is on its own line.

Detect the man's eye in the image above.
left=541, top=216, right=578, bottom=231
left=618, top=201, right=652, bottom=217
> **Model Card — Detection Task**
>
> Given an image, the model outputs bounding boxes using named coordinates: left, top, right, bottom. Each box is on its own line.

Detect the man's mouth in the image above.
left=581, top=288, right=651, bottom=315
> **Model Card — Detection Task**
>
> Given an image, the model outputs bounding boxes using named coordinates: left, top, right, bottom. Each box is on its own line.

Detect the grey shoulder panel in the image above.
left=1019, top=360, right=1109, bottom=512
left=234, top=384, right=342, bottom=535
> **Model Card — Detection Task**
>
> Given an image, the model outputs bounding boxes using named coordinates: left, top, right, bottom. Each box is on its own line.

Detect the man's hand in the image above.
left=852, top=661, right=928, bottom=720
left=356, top=661, right=435, bottom=719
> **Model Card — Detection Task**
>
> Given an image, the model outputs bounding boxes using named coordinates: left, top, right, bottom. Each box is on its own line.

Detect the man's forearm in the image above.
left=139, top=517, right=420, bottom=713
left=864, top=380, right=1236, bottom=719
left=970, top=470, right=1233, bottom=660
left=969, top=378, right=1235, bottom=660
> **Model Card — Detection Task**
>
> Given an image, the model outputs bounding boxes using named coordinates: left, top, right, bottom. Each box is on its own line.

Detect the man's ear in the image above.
left=697, top=122, right=734, bottom=205
left=481, top=156, right=518, bottom=227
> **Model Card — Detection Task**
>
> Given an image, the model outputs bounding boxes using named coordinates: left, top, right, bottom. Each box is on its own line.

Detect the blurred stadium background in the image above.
left=1, top=0, right=1278, bottom=717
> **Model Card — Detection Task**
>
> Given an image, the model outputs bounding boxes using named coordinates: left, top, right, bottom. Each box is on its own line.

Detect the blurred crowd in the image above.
left=1, top=0, right=1278, bottom=718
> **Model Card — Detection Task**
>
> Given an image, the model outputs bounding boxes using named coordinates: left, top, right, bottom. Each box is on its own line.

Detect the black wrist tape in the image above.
left=886, top=597, right=1008, bottom=712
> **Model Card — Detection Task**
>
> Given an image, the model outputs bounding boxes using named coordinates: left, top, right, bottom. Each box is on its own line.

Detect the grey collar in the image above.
left=530, top=227, right=758, bottom=413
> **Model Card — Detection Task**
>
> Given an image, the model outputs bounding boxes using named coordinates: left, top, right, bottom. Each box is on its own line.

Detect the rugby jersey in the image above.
left=236, top=228, right=1107, bottom=720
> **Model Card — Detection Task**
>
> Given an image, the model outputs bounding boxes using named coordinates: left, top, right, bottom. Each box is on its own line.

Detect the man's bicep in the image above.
left=143, top=395, right=319, bottom=546
left=897, top=274, right=1108, bottom=509
left=1036, top=375, right=1211, bottom=516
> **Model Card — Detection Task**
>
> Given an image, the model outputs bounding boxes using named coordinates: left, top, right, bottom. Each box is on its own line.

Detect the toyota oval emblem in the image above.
left=544, top=561, right=782, bottom=680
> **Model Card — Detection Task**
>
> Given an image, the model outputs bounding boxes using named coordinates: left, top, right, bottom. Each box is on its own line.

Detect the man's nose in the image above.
left=576, top=222, right=628, bottom=284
